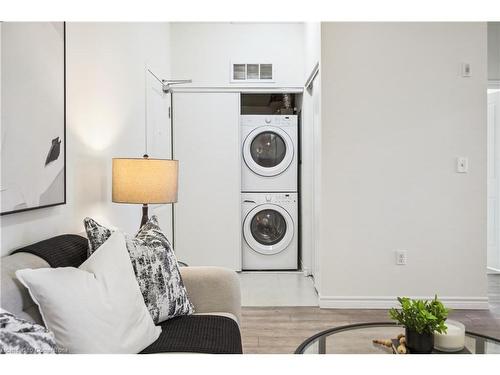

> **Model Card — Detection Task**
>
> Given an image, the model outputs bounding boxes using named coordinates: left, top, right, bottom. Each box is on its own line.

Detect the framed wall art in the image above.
left=1, top=22, right=66, bottom=215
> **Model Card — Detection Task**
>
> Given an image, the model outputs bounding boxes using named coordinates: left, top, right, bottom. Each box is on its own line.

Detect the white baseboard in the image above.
left=318, top=295, right=489, bottom=310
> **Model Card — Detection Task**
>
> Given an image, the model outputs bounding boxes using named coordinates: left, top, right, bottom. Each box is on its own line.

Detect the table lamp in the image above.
left=112, top=156, right=178, bottom=228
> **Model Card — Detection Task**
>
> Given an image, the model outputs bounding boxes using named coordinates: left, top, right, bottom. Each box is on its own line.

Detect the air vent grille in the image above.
left=233, top=64, right=246, bottom=80
left=260, top=64, right=273, bottom=80
left=231, top=63, right=274, bottom=82
left=247, top=64, right=259, bottom=80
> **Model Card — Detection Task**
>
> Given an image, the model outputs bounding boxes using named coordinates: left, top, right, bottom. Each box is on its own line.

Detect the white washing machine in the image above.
left=241, top=115, right=298, bottom=192
left=242, top=192, right=298, bottom=270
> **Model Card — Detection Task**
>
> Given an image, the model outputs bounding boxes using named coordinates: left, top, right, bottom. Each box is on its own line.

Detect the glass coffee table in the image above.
left=295, top=322, right=500, bottom=354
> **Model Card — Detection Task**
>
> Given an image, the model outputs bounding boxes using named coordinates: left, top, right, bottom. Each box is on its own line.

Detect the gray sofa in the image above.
left=1, top=236, right=242, bottom=353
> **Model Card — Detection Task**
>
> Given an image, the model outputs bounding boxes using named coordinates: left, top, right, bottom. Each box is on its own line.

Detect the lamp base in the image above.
left=140, top=204, right=149, bottom=228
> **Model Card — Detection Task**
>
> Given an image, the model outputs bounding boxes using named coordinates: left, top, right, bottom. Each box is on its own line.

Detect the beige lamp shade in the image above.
left=112, top=158, right=178, bottom=204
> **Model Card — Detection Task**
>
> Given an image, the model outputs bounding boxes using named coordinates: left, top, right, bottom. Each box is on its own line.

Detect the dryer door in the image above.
left=243, top=204, right=294, bottom=255
left=243, top=126, right=294, bottom=177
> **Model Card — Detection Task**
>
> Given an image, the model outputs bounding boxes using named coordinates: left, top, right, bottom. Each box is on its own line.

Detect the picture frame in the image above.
left=0, top=22, right=66, bottom=215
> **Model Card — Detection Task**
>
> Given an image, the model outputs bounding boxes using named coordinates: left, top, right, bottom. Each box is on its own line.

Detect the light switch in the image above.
left=456, top=157, right=468, bottom=173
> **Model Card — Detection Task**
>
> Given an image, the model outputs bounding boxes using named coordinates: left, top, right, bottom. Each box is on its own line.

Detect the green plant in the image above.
left=389, top=295, right=450, bottom=334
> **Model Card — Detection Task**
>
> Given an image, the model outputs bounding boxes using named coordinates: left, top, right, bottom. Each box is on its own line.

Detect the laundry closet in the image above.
left=171, top=90, right=303, bottom=272
left=241, top=94, right=300, bottom=271
left=164, top=22, right=318, bottom=279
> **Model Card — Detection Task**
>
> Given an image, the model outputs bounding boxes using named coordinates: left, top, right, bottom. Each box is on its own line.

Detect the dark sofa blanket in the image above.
left=12, top=234, right=88, bottom=268
left=140, top=315, right=243, bottom=354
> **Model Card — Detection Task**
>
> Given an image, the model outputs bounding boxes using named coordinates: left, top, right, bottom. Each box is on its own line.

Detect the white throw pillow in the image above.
left=15, top=232, right=161, bottom=354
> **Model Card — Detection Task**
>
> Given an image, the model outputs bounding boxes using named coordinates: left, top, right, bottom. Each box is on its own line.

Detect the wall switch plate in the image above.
left=456, top=157, right=469, bottom=173
left=396, top=250, right=407, bottom=265
left=462, top=63, right=472, bottom=77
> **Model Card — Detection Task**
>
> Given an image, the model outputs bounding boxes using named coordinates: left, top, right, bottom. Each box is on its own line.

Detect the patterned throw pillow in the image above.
left=0, top=308, right=60, bottom=354
left=83, top=216, right=194, bottom=324
left=84, top=218, right=112, bottom=256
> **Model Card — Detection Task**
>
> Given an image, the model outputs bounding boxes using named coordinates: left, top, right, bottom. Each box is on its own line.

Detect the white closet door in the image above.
left=173, top=92, right=241, bottom=270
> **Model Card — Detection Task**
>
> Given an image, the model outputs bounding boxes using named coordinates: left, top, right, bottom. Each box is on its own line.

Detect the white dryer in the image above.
left=241, top=115, right=297, bottom=192
left=242, top=192, right=298, bottom=270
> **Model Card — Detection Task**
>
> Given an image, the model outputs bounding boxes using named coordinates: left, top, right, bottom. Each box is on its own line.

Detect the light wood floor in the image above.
left=240, top=275, right=500, bottom=354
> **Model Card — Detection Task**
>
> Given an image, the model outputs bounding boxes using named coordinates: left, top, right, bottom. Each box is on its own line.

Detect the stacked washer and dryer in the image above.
left=241, top=115, right=298, bottom=270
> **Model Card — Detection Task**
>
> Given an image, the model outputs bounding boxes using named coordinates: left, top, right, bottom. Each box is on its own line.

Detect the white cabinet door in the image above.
left=172, top=92, right=241, bottom=270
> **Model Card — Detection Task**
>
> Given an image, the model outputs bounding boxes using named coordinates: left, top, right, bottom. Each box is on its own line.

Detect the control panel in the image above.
left=241, top=115, right=297, bottom=127
left=265, top=193, right=296, bottom=204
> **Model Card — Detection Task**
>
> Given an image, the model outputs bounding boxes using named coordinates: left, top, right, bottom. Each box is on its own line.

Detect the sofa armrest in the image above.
left=179, top=266, right=241, bottom=323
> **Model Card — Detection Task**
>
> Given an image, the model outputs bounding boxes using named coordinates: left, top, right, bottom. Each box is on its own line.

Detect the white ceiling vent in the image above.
left=231, top=63, right=274, bottom=83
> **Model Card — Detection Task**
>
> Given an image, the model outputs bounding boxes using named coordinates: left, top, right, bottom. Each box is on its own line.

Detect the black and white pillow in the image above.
left=0, top=308, right=59, bottom=354
left=83, top=216, right=194, bottom=324
left=84, top=218, right=113, bottom=256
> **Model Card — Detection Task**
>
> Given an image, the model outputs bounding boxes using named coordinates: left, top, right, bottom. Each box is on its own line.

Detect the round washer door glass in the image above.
left=250, top=132, right=286, bottom=168
left=250, top=209, right=287, bottom=246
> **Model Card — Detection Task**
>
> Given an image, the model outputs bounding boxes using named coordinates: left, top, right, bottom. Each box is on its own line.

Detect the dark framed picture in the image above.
left=1, top=22, right=66, bottom=215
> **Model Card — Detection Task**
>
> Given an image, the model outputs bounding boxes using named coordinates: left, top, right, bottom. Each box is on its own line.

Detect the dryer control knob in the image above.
left=265, top=117, right=271, bottom=124
left=265, top=195, right=272, bottom=202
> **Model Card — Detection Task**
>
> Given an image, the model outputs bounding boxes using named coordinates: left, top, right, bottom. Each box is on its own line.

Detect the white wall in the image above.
left=319, top=23, right=488, bottom=308
left=488, top=22, right=500, bottom=81
left=1, top=22, right=172, bottom=255
left=170, top=23, right=304, bottom=87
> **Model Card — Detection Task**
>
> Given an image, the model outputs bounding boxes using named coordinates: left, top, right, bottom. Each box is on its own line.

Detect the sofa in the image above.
left=1, top=234, right=243, bottom=354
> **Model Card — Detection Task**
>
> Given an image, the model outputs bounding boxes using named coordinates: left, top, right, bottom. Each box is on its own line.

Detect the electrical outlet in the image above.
left=396, top=250, right=407, bottom=265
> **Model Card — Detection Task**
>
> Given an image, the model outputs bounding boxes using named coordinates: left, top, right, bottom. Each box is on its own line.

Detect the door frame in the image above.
left=487, top=81, right=500, bottom=273
left=301, top=63, right=321, bottom=291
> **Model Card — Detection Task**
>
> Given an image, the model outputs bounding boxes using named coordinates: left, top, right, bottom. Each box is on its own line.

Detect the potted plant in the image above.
left=389, top=295, right=449, bottom=353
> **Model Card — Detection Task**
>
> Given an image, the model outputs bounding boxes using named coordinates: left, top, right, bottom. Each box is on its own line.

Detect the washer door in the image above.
left=243, top=204, right=294, bottom=255
left=243, top=126, right=294, bottom=177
